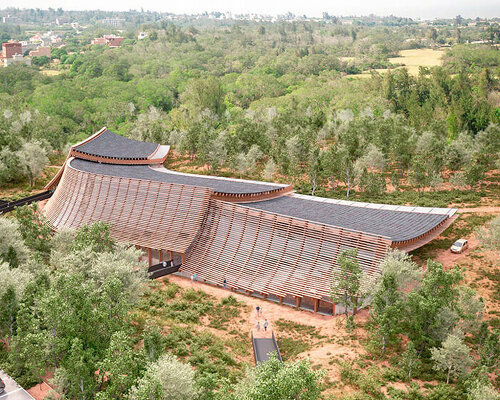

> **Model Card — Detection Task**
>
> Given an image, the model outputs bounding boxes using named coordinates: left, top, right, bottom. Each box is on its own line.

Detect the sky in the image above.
left=2, top=0, right=499, bottom=19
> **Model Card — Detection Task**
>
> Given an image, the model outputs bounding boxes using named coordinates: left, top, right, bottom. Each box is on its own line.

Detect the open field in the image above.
left=389, top=48, right=446, bottom=74
left=349, top=48, right=446, bottom=78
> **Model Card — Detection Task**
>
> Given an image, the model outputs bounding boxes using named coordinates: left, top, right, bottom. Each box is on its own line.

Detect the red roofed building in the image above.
left=91, top=35, right=125, bottom=47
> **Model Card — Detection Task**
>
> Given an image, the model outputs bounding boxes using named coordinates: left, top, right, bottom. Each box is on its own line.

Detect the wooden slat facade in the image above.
left=182, top=199, right=391, bottom=302
left=43, top=162, right=210, bottom=254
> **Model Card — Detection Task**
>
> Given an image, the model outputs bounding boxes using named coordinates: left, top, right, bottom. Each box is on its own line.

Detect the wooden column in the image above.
left=278, top=296, right=283, bottom=305
left=159, top=249, right=163, bottom=262
left=181, top=253, right=185, bottom=264
left=332, top=303, right=336, bottom=316
left=148, top=248, right=152, bottom=266
left=314, top=299, right=319, bottom=313
left=295, top=296, right=301, bottom=308
left=167, top=250, right=173, bottom=260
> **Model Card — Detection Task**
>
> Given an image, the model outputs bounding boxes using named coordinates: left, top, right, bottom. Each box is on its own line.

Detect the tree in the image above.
left=476, top=214, right=500, bottom=258
left=263, top=158, right=277, bottom=181
left=398, top=342, right=421, bottom=381
left=181, top=76, right=225, bottom=117
left=0, top=217, right=29, bottom=267
left=405, top=261, right=462, bottom=354
left=72, top=221, right=115, bottom=253
left=96, top=331, right=144, bottom=399
left=15, top=204, right=52, bottom=258
left=228, top=354, right=324, bottom=400
left=370, top=272, right=403, bottom=355
left=129, top=353, right=196, bottom=400
left=330, top=249, right=362, bottom=325
left=431, top=332, right=472, bottom=384
left=0, top=285, right=18, bottom=337
left=16, top=141, right=48, bottom=186
left=143, top=320, right=164, bottom=362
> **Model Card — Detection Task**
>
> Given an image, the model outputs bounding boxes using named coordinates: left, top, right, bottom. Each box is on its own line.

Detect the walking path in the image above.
left=0, top=370, right=35, bottom=400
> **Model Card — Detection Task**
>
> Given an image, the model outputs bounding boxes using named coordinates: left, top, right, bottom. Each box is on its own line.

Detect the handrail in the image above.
left=0, top=190, right=53, bottom=215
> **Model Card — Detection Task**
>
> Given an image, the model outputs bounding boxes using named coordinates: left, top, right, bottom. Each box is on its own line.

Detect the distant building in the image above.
left=2, top=15, right=20, bottom=24
left=100, top=18, right=125, bottom=27
left=55, top=16, right=71, bottom=25
left=91, top=35, right=125, bottom=47
left=138, top=32, right=148, bottom=40
left=1, top=42, right=31, bottom=67
left=30, top=46, right=51, bottom=58
left=20, top=41, right=38, bottom=53
left=4, top=53, right=31, bottom=67
left=2, top=42, right=22, bottom=59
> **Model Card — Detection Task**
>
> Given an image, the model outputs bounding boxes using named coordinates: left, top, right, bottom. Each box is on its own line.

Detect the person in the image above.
left=256, top=306, right=260, bottom=316
left=193, top=272, right=197, bottom=282
left=259, top=306, right=263, bottom=316
left=223, top=278, right=227, bottom=288
left=264, top=319, right=269, bottom=331
left=256, top=321, right=260, bottom=331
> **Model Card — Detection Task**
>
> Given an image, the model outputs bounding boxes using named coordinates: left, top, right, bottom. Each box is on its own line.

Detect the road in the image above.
left=0, top=371, right=35, bottom=400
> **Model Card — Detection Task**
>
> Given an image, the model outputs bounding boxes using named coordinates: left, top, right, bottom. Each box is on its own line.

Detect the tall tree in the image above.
left=330, top=249, right=362, bottom=325
left=431, top=332, right=472, bottom=384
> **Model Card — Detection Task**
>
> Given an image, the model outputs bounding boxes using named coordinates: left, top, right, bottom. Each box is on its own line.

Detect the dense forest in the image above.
left=0, top=14, right=499, bottom=205
left=0, top=10, right=499, bottom=400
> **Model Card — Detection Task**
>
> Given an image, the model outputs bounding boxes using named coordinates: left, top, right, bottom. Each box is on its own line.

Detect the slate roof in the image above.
left=73, top=129, right=158, bottom=160
left=70, top=158, right=285, bottom=195
left=246, top=195, right=451, bottom=242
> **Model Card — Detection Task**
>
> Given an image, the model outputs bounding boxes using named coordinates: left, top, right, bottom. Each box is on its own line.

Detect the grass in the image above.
left=133, top=281, right=253, bottom=386
left=388, top=49, right=445, bottom=76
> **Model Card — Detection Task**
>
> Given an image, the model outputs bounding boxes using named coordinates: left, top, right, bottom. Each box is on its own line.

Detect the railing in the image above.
left=0, top=190, right=53, bottom=215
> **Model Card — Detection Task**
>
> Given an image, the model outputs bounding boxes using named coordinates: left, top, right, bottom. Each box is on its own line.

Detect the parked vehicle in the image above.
left=450, top=239, right=468, bottom=253
left=0, top=377, right=5, bottom=394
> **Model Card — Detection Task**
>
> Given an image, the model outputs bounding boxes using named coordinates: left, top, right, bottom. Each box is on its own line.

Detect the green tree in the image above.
left=15, top=204, right=52, bottom=258
left=330, top=249, right=362, bottom=325
left=129, top=353, right=196, bottom=400
left=398, top=342, right=421, bottom=381
left=370, top=272, right=403, bottom=355
left=16, top=141, right=49, bottom=186
left=0, top=217, right=29, bottom=267
left=228, top=354, right=324, bottom=400
left=431, top=332, right=472, bottom=383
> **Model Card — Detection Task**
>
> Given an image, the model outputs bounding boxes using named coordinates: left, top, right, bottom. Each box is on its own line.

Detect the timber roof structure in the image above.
left=43, top=128, right=458, bottom=313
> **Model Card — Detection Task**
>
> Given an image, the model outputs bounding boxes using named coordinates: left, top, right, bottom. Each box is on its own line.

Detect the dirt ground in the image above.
left=168, top=275, right=368, bottom=397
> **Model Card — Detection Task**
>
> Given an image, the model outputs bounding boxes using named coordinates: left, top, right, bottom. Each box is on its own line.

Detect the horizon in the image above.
left=1, top=1, right=500, bottom=20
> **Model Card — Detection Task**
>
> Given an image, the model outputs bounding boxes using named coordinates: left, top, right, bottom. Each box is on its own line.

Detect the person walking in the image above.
left=264, top=319, right=269, bottom=332
left=193, top=272, right=197, bottom=282
left=256, top=306, right=260, bottom=316
left=256, top=321, right=260, bottom=331
left=223, top=278, right=227, bottom=288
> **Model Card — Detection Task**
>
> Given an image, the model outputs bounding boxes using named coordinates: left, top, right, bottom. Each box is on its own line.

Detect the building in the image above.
left=3, top=53, right=31, bottom=67
left=138, top=32, right=148, bottom=40
left=91, top=35, right=125, bottom=47
left=43, top=129, right=457, bottom=315
left=30, top=46, right=51, bottom=58
left=100, top=18, right=125, bottom=27
left=2, top=42, right=22, bottom=59
left=1, top=42, right=31, bottom=67
left=2, top=15, right=20, bottom=24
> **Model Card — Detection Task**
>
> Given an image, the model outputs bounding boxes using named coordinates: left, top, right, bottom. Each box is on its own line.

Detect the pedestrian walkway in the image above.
left=0, top=370, right=35, bottom=400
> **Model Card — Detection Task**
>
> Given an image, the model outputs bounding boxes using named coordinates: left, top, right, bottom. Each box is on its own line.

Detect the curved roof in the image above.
left=70, top=158, right=287, bottom=195
left=247, top=194, right=456, bottom=242
left=71, top=128, right=169, bottom=163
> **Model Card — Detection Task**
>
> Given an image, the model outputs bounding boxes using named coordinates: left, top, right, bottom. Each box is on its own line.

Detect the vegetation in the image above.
left=0, top=9, right=499, bottom=400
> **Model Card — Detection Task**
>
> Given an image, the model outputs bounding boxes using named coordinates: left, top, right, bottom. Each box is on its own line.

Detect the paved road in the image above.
left=0, top=371, right=35, bottom=400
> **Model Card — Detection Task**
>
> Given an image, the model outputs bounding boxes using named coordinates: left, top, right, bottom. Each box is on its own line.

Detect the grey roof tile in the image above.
left=74, top=130, right=158, bottom=159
